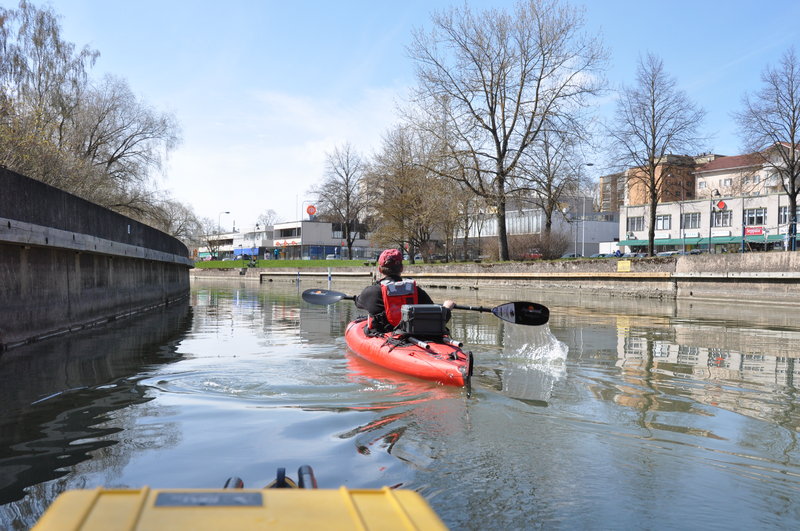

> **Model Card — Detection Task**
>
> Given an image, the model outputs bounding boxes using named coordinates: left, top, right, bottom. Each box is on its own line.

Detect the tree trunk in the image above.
left=497, top=199, right=509, bottom=261
left=790, top=193, right=798, bottom=252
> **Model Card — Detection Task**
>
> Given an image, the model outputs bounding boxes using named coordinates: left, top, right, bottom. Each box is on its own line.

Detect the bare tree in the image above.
left=199, top=217, right=221, bottom=260
left=735, top=47, right=800, bottom=251
left=408, top=0, right=606, bottom=260
left=257, top=209, right=280, bottom=227
left=366, top=124, right=444, bottom=262
left=145, top=197, right=202, bottom=245
left=311, top=143, right=369, bottom=259
left=0, top=1, right=181, bottom=224
left=608, top=53, right=706, bottom=255
left=521, top=122, right=590, bottom=233
left=68, top=75, right=180, bottom=188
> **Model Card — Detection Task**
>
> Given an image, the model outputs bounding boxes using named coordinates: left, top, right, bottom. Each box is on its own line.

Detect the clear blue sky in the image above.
left=49, top=0, right=800, bottom=228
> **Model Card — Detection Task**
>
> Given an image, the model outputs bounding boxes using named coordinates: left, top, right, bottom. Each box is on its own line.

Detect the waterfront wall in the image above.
left=192, top=251, right=800, bottom=305
left=0, top=168, right=193, bottom=351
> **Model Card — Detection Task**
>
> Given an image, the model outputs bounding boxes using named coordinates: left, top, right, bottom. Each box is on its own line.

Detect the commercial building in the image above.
left=272, top=219, right=376, bottom=260
left=618, top=148, right=798, bottom=253
left=198, top=220, right=379, bottom=261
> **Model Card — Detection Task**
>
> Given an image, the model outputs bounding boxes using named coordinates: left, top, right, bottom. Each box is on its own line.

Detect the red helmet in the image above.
left=378, top=249, right=403, bottom=267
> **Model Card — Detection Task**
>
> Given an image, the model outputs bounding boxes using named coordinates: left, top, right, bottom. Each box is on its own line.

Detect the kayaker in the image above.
left=355, top=249, right=455, bottom=333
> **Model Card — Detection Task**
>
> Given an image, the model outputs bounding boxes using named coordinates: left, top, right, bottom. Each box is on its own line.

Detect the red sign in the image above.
left=716, top=200, right=726, bottom=210
left=306, top=205, right=317, bottom=216
left=745, top=226, right=763, bottom=236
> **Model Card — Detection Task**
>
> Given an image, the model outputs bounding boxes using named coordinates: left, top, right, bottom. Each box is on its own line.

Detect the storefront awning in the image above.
left=618, top=235, right=784, bottom=246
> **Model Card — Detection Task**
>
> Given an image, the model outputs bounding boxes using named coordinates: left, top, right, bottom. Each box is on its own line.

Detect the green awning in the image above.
left=619, top=237, right=705, bottom=246
left=617, top=235, right=781, bottom=247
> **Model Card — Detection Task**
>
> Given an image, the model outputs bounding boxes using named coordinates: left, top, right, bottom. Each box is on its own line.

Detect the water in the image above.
left=2, top=280, right=800, bottom=529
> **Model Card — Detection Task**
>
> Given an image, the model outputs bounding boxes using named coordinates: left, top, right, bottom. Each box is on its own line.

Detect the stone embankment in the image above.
left=191, top=252, right=800, bottom=305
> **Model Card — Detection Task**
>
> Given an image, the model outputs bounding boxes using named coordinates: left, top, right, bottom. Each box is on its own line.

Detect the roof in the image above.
left=695, top=153, right=763, bottom=173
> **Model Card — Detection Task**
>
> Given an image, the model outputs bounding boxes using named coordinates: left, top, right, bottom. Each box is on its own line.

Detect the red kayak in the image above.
left=344, top=318, right=473, bottom=386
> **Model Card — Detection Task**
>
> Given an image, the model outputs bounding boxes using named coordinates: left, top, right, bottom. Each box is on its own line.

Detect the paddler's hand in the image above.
left=442, top=300, right=455, bottom=309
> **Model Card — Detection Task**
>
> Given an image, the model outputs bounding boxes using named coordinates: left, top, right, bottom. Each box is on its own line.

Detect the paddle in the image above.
left=301, top=288, right=355, bottom=305
left=453, top=301, right=549, bottom=326
left=301, top=288, right=549, bottom=326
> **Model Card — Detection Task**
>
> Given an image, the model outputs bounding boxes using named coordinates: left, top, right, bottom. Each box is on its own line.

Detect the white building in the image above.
left=272, top=219, right=377, bottom=260
left=457, top=197, right=620, bottom=257
left=619, top=150, right=798, bottom=253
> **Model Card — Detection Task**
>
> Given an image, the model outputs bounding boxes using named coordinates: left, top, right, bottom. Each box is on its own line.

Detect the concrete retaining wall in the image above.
left=192, top=251, right=800, bottom=305
left=0, top=168, right=192, bottom=351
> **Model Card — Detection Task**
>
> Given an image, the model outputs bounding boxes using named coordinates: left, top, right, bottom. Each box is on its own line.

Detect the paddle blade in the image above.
left=491, top=301, right=549, bottom=326
left=301, top=288, right=352, bottom=305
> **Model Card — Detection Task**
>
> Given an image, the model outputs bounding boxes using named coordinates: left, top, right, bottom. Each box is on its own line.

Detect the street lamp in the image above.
left=217, top=211, right=230, bottom=260
left=252, top=223, right=260, bottom=261
left=582, top=163, right=594, bottom=257
left=741, top=195, right=747, bottom=253
left=708, top=190, right=719, bottom=253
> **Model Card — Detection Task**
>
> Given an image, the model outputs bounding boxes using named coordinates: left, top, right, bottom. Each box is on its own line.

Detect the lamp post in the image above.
left=582, top=163, right=594, bottom=257
left=217, top=210, right=230, bottom=259
left=579, top=196, right=586, bottom=257
left=741, top=195, right=747, bottom=254
left=708, top=190, right=719, bottom=253
left=252, top=223, right=260, bottom=261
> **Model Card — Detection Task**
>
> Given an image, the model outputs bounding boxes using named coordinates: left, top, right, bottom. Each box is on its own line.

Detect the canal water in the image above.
left=2, top=279, right=800, bottom=529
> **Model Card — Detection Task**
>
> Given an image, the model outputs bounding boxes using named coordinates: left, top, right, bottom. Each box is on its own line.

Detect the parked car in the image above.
left=621, top=252, right=647, bottom=258
left=656, top=250, right=679, bottom=257
left=561, top=253, right=581, bottom=258
left=521, top=249, right=543, bottom=260
left=589, top=253, right=607, bottom=258
left=325, top=254, right=337, bottom=260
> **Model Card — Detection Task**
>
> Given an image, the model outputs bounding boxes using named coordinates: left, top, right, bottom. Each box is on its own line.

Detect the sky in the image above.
left=45, top=0, right=800, bottom=231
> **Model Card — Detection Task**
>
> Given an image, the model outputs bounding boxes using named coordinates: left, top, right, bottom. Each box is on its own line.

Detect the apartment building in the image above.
left=619, top=148, right=798, bottom=253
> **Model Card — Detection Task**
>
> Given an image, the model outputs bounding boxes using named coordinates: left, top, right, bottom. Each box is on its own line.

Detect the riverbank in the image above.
left=190, top=252, right=800, bottom=305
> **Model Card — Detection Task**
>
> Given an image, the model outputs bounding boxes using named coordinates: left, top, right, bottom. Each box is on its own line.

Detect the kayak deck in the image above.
left=344, top=318, right=472, bottom=386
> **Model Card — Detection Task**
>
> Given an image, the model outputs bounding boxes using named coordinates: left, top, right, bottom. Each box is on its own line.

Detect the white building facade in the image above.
left=619, top=151, right=799, bottom=253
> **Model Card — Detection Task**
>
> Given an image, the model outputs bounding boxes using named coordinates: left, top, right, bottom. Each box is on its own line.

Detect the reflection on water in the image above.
left=0, top=299, right=191, bottom=525
left=1, top=281, right=800, bottom=529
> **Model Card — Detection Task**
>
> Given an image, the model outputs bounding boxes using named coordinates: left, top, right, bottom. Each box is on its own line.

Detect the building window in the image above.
left=722, top=178, right=732, bottom=187
left=711, top=210, right=732, bottom=227
left=698, top=181, right=707, bottom=189
left=779, top=206, right=800, bottom=224
left=627, top=216, right=644, bottom=232
left=681, top=212, right=701, bottom=229
left=655, top=215, right=671, bottom=230
left=744, top=208, right=766, bottom=226
left=278, top=227, right=301, bottom=238
left=754, top=175, right=761, bottom=184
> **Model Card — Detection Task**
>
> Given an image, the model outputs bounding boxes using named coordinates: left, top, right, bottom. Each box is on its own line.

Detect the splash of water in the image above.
left=504, top=325, right=568, bottom=367
left=498, top=324, right=568, bottom=403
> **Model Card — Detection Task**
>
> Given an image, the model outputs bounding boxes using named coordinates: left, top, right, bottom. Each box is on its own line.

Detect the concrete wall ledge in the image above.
left=188, top=252, right=800, bottom=305
left=259, top=271, right=372, bottom=278
left=673, top=271, right=800, bottom=280
left=1, top=217, right=194, bottom=266
left=409, top=271, right=672, bottom=279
